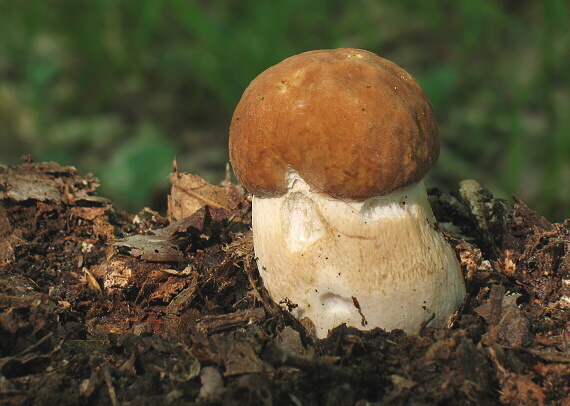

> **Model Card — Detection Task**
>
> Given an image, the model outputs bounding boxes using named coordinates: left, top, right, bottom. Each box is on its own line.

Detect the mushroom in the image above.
left=229, top=48, right=466, bottom=338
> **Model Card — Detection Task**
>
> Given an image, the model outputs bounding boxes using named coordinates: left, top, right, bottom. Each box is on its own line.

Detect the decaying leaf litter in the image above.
left=1, top=159, right=569, bottom=405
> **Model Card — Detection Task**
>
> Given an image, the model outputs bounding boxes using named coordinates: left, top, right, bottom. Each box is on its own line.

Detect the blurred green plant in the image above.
left=0, top=0, right=568, bottom=219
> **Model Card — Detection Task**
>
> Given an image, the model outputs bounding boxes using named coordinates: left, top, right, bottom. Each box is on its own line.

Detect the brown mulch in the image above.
left=1, top=159, right=569, bottom=405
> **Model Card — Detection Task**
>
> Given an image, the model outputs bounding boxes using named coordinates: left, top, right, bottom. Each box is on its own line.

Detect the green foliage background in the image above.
left=0, top=0, right=568, bottom=220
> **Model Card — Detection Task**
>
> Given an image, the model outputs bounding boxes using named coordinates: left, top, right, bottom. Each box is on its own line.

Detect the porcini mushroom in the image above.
left=229, top=48, right=465, bottom=338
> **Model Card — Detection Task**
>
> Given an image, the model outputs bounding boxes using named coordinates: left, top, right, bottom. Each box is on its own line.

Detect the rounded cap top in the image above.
left=229, top=48, right=439, bottom=199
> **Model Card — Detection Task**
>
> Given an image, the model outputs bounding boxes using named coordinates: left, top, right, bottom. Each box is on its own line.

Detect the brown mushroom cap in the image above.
left=229, top=48, right=439, bottom=199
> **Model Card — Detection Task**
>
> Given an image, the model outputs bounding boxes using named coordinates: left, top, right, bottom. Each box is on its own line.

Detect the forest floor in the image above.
left=1, top=159, right=569, bottom=405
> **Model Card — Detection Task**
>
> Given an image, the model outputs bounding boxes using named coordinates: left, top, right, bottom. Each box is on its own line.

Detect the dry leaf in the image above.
left=167, top=160, right=246, bottom=220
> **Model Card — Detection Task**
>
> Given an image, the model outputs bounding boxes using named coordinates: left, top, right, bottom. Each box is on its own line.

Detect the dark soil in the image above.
left=1, top=160, right=569, bottom=405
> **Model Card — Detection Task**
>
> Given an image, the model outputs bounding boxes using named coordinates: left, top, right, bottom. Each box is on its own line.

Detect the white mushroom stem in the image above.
left=252, top=171, right=466, bottom=338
